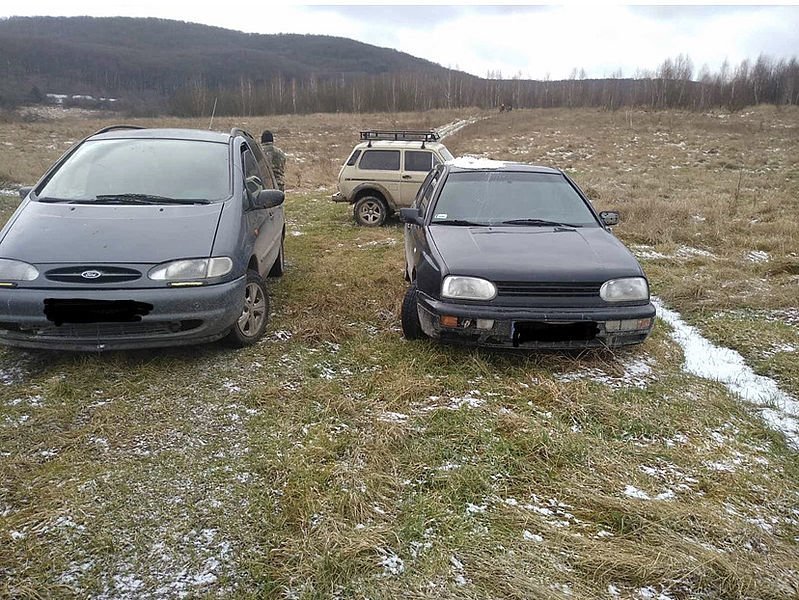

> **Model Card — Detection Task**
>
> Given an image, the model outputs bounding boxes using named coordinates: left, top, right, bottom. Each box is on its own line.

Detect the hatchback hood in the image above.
left=0, top=201, right=224, bottom=263
left=429, top=225, right=643, bottom=282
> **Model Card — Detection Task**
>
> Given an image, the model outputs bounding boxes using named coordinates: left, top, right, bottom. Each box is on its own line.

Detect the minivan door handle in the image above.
left=402, top=174, right=412, bottom=179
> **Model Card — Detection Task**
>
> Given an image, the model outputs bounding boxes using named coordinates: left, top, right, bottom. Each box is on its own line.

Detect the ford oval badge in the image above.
left=81, top=270, right=102, bottom=279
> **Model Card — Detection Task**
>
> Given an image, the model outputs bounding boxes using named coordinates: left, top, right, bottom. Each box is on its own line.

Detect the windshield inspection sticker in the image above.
left=435, top=213, right=448, bottom=219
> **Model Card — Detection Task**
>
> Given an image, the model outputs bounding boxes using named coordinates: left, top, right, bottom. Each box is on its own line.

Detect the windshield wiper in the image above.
left=432, top=219, right=486, bottom=226
left=76, top=194, right=209, bottom=205
left=501, top=218, right=582, bottom=228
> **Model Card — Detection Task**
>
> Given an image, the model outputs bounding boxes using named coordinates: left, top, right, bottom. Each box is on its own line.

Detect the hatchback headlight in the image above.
left=600, top=277, right=649, bottom=302
left=442, top=276, right=497, bottom=301
left=0, top=258, right=39, bottom=281
left=148, top=257, right=233, bottom=281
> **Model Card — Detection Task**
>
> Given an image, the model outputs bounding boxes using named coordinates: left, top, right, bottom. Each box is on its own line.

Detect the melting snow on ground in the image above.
left=745, top=250, right=770, bottom=263
left=436, top=116, right=482, bottom=139
left=558, top=355, right=655, bottom=389
left=654, top=298, right=799, bottom=448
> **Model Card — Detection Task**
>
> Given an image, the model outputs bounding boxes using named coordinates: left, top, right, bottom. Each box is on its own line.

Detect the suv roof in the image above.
left=353, top=139, right=450, bottom=151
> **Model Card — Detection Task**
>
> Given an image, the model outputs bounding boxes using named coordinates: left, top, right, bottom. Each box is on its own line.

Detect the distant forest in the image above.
left=1, top=16, right=797, bottom=116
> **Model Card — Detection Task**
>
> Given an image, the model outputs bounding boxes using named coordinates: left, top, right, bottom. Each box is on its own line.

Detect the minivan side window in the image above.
left=242, top=147, right=263, bottom=198
left=359, top=150, right=400, bottom=171
left=250, top=142, right=277, bottom=189
left=405, top=150, right=434, bottom=172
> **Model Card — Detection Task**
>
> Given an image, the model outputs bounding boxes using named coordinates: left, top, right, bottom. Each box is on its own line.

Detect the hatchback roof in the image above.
left=445, top=156, right=561, bottom=175
left=90, top=128, right=234, bottom=143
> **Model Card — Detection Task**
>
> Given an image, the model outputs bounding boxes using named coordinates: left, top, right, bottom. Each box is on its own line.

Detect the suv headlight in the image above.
left=600, top=277, right=649, bottom=302
left=442, top=276, right=497, bottom=301
left=148, top=257, right=233, bottom=281
left=0, top=258, right=39, bottom=281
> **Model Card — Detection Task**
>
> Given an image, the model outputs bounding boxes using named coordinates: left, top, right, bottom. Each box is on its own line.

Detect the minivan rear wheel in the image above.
left=225, top=270, right=269, bottom=347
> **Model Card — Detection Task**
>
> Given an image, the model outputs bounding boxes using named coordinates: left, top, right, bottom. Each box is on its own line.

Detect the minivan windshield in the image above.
left=430, top=171, right=599, bottom=227
left=36, top=138, right=231, bottom=203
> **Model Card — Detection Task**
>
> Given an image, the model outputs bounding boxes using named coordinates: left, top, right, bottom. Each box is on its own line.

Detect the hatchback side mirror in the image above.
left=600, top=211, right=620, bottom=226
left=18, top=186, right=33, bottom=199
left=253, top=189, right=284, bottom=209
left=399, top=207, right=424, bottom=226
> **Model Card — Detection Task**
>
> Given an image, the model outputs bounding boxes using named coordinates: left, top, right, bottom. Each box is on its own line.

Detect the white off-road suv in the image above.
left=331, top=130, right=454, bottom=226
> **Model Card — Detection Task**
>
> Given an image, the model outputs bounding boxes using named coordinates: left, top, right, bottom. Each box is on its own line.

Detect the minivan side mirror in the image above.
left=399, top=207, right=424, bottom=226
left=253, top=189, right=285, bottom=209
left=600, top=211, right=620, bottom=227
left=18, top=186, right=33, bottom=199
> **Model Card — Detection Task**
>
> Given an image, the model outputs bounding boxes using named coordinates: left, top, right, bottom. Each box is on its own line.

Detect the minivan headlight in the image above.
left=0, top=258, right=39, bottom=281
left=148, top=257, right=233, bottom=281
left=600, top=277, right=649, bottom=302
left=442, top=276, right=497, bottom=301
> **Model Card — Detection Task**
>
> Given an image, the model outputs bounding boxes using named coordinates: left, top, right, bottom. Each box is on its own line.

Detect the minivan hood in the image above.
left=0, top=201, right=224, bottom=263
left=429, top=225, right=644, bottom=282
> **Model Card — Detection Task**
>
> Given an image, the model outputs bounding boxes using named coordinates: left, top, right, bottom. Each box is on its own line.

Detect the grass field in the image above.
left=1, top=107, right=798, bottom=599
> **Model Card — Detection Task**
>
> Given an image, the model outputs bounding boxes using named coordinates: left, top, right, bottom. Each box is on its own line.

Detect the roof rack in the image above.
left=92, top=125, right=145, bottom=135
left=360, top=130, right=440, bottom=143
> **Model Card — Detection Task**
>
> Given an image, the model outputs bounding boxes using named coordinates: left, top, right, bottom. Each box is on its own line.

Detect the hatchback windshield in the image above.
left=431, top=171, right=599, bottom=227
left=37, top=138, right=231, bottom=202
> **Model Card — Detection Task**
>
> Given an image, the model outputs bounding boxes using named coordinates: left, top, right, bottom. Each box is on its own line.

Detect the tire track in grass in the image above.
left=654, top=297, right=799, bottom=448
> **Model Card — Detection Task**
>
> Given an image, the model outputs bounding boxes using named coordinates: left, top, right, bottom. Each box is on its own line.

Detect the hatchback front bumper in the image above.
left=416, top=292, right=655, bottom=349
left=0, top=277, right=246, bottom=351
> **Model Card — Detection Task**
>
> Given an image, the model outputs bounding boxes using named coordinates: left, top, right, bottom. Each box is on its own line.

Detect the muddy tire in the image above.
left=354, top=195, right=388, bottom=227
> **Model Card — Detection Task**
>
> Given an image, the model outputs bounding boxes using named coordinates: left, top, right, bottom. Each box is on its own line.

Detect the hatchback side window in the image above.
left=416, top=170, right=439, bottom=217
left=405, top=150, right=434, bottom=172
left=359, top=150, right=400, bottom=171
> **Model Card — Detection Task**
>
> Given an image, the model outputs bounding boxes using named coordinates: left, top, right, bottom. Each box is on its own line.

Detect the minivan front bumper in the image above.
left=0, top=276, right=246, bottom=351
left=416, top=292, right=655, bottom=349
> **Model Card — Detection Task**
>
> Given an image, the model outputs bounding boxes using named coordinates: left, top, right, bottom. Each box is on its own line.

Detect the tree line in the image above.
left=168, top=54, right=799, bottom=117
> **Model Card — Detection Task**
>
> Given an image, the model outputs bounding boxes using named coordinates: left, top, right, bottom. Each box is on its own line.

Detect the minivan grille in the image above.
left=495, top=281, right=601, bottom=298
left=45, top=266, right=142, bottom=284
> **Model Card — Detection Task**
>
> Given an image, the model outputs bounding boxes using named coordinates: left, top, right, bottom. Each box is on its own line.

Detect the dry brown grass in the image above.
left=1, top=107, right=798, bottom=599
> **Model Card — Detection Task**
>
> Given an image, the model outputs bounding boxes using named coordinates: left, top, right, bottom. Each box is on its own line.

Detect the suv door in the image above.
left=357, top=149, right=401, bottom=208
left=400, top=149, right=439, bottom=207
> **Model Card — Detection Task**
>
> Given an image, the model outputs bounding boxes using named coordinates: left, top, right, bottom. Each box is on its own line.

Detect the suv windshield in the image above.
left=37, top=138, right=231, bottom=203
left=430, top=171, right=599, bottom=227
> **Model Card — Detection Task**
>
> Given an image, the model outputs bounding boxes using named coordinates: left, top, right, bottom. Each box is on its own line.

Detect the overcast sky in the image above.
left=2, top=2, right=798, bottom=79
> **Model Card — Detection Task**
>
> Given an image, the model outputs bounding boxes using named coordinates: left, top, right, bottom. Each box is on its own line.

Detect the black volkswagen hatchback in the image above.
left=0, top=126, right=285, bottom=351
left=399, top=158, right=655, bottom=349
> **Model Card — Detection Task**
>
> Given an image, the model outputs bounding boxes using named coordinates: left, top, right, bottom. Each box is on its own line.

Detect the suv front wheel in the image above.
left=354, top=195, right=388, bottom=227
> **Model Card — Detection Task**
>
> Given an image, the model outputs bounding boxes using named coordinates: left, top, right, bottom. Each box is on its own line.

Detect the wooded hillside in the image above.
left=1, top=16, right=797, bottom=116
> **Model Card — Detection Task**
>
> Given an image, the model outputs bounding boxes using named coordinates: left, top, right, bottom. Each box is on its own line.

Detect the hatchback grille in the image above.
left=45, top=266, right=142, bottom=284
left=495, top=281, right=601, bottom=298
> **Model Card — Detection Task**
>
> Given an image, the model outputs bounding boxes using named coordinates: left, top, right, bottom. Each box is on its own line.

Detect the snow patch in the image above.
left=654, top=297, right=799, bottom=448
left=746, top=250, right=770, bottom=263
left=447, top=155, right=510, bottom=170
left=379, top=551, right=405, bottom=576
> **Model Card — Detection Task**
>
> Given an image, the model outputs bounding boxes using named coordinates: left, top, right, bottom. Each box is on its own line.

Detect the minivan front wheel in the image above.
left=354, top=195, right=388, bottom=227
left=225, top=270, right=270, bottom=347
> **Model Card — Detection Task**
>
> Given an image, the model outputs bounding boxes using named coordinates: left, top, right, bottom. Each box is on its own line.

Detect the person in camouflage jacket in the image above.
left=260, top=130, right=286, bottom=192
